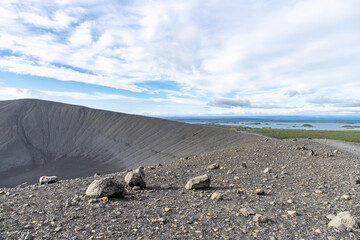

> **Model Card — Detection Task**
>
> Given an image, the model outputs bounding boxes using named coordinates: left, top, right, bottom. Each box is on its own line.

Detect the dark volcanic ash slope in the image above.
left=0, top=99, right=257, bottom=187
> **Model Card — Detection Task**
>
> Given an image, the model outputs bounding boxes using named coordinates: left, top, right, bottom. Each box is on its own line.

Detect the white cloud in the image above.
left=151, top=96, right=205, bottom=105
left=68, top=21, right=93, bottom=47
left=0, top=0, right=360, bottom=114
left=40, top=90, right=137, bottom=100
left=0, top=56, right=145, bottom=92
left=308, top=96, right=360, bottom=108
left=0, top=85, right=204, bottom=108
left=20, top=10, right=76, bottom=30
left=0, top=86, right=37, bottom=100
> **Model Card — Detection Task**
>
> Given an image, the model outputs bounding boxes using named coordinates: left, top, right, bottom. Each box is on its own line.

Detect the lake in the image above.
left=164, top=116, right=360, bottom=131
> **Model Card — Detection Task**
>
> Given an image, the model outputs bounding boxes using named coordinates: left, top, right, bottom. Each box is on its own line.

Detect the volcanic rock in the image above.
left=160, top=184, right=171, bottom=189
left=328, top=211, right=359, bottom=230
left=125, top=168, right=146, bottom=188
left=240, top=207, right=255, bottom=216
left=287, top=210, right=297, bottom=217
left=263, top=167, right=272, bottom=173
left=39, top=176, right=58, bottom=185
left=341, top=194, right=351, bottom=200
left=253, top=214, right=269, bottom=223
left=85, top=178, right=124, bottom=198
left=207, top=163, right=219, bottom=170
left=185, top=174, right=210, bottom=190
left=255, top=189, right=265, bottom=195
left=24, top=233, right=33, bottom=240
left=210, top=192, right=224, bottom=200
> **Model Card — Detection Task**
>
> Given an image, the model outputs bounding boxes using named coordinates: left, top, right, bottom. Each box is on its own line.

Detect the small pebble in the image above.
left=253, top=214, right=269, bottom=223
left=255, top=189, right=265, bottom=195
left=341, top=194, right=351, bottom=200
left=264, top=168, right=272, bottom=173
left=211, top=192, right=224, bottom=200
left=240, top=207, right=255, bottom=216
left=287, top=211, right=297, bottom=217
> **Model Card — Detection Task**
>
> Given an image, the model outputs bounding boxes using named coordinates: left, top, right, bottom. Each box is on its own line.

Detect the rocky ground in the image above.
left=0, top=133, right=359, bottom=240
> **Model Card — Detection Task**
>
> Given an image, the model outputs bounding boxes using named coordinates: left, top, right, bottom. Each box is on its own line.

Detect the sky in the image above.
left=0, top=0, right=360, bottom=116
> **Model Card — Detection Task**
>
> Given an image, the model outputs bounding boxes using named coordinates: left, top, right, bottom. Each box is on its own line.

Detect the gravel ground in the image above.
left=0, top=135, right=359, bottom=240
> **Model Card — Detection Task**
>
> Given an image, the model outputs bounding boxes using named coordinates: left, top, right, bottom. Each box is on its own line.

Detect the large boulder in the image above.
left=125, top=168, right=146, bottom=188
left=86, top=178, right=124, bottom=198
left=39, top=176, right=58, bottom=185
left=185, top=174, right=210, bottom=190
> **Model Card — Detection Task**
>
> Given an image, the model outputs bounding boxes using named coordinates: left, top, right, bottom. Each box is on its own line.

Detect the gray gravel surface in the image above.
left=1, top=136, right=359, bottom=239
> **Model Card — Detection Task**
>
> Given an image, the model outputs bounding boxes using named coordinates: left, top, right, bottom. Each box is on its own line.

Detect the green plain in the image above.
left=207, top=124, right=360, bottom=143
left=249, top=128, right=360, bottom=143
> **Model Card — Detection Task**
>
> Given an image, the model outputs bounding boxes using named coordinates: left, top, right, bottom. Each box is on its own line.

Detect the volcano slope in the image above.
left=0, top=137, right=359, bottom=239
left=0, top=99, right=256, bottom=187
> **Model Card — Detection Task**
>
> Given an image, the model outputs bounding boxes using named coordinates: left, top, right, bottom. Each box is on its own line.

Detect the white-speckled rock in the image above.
left=328, top=211, right=358, bottom=230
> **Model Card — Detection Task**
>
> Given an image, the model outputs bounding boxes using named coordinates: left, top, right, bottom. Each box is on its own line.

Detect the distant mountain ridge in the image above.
left=0, top=99, right=251, bottom=187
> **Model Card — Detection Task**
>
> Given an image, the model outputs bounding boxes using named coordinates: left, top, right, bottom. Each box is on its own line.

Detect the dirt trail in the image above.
left=246, top=130, right=360, bottom=158
left=309, top=139, right=360, bottom=157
